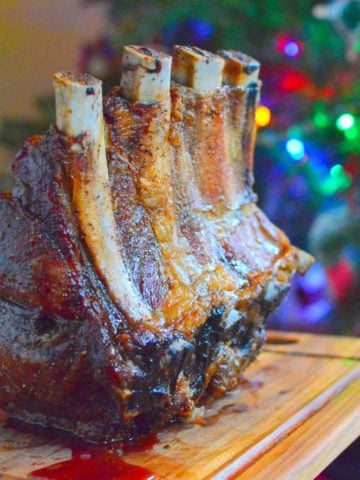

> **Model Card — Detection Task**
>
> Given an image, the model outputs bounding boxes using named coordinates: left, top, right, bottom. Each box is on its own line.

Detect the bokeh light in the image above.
left=256, top=105, right=271, bottom=127
left=286, top=138, right=305, bottom=161
left=276, top=33, right=303, bottom=58
left=322, top=163, right=352, bottom=195
left=344, top=125, right=358, bottom=140
left=284, top=40, right=301, bottom=57
left=314, top=112, right=329, bottom=128
left=336, top=113, right=355, bottom=131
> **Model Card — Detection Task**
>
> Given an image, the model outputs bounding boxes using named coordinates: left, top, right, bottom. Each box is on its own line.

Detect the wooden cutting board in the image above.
left=0, top=331, right=359, bottom=480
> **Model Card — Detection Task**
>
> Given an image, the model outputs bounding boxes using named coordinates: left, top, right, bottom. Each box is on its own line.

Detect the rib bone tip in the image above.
left=53, top=71, right=103, bottom=139
left=53, top=71, right=101, bottom=88
left=172, top=45, right=225, bottom=92
left=218, top=50, right=260, bottom=87
left=120, top=45, right=172, bottom=102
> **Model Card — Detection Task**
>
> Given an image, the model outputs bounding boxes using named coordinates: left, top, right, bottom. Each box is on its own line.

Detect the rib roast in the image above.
left=0, top=46, right=313, bottom=443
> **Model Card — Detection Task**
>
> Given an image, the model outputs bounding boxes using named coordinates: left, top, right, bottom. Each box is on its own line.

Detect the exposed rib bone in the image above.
left=218, top=50, right=260, bottom=87
left=118, top=47, right=203, bottom=326
left=117, top=46, right=237, bottom=328
left=54, top=72, right=152, bottom=323
left=172, top=46, right=236, bottom=207
left=172, top=46, right=224, bottom=92
left=118, top=48, right=176, bottom=248
left=218, top=51, right=261, bottom=195
left=121, top=46, right=172, bottom=102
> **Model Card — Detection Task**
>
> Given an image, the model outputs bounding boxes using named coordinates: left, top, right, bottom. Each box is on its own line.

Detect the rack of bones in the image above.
left=0, top=46, right=312, bottom=443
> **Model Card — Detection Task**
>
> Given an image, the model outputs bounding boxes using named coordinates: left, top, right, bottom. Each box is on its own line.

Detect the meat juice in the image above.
left=28, top=436, right=158, bottom=480
left=28, top=447, right=155, bottom=480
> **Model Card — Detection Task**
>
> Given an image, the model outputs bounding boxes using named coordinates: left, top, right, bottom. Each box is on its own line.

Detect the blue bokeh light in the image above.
left=286, top=138, right=305, bottom=160
left=284, top=41, right=300, bottom=57
left=187, top=19, right=214, bottom=42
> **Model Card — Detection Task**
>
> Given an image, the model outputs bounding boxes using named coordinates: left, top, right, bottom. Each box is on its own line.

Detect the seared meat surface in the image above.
left=0, top=46, right=312, bottom=443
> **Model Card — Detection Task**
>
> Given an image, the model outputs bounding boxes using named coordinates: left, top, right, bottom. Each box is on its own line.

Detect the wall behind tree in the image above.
left=0, top=0, right=109, bottom=172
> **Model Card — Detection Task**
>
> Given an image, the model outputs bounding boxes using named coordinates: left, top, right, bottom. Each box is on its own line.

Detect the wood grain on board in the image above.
left=0, top=331, right=359, bottom=480
left=241, top=377, right=360, bottom=480
left=265, top=330, right=360, bottom=360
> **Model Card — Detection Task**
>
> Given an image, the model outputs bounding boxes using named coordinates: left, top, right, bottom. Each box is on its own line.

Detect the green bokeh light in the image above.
left=330, top=164, right=343, bottom=177
left=336, top=113, right=355, bottom=131
left=314, top=112, right=329, bottom=128
left=344, top=125, right=359, bottom=141
left=322, top=164, right=352, bottom=195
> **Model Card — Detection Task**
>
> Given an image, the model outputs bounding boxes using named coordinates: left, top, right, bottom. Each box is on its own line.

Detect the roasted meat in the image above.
left=0, top=46, right=313, bottom=443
